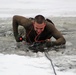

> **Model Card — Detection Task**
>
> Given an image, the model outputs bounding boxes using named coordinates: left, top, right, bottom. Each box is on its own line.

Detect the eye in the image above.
left=36, top=27, right=43, bottom=30
left=36, top=27, right=38, bottom=29
left=40, top=28, right=43, bottom=30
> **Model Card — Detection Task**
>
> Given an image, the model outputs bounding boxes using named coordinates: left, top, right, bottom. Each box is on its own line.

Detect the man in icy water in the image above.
left=12, top=15, right=66, bottom=52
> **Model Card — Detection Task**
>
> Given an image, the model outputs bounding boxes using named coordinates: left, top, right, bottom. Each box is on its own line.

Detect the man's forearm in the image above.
left=54, top=37, right=66, bottom=45
left=12, top=16, right=19, bottom=38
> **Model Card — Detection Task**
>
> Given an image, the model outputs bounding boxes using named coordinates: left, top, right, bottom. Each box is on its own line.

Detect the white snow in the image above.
left=0, top=53, right=76, bottom=75
left=0, top=0, right=76, bottom=17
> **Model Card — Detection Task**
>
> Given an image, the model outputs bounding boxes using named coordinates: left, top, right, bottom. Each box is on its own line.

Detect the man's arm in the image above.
left=47, top=23, right=66, bottom=47
left=12, top=15, right=31, bottom=42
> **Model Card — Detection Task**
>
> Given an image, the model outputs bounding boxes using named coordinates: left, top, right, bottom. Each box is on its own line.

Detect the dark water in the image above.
left=0, top=17, right=76, bottom=55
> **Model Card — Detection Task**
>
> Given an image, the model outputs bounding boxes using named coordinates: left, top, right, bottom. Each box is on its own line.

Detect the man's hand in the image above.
left=15, top=35, right=24, bottom=42
left=45, top=39, right=55, bottom=47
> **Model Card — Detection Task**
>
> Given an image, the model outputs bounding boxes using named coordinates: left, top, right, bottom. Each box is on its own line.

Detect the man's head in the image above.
left=33, top=15, right=46, bottom=35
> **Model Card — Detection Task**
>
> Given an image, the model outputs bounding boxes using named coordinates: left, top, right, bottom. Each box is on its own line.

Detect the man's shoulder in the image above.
left=46, top=18, right=55, bottom=27
left=13, top=15, right=32, bottom=22
left=46, top=18, right=54, bottom=25
left=13, top=15, right=26, bottom=19
left=46, top=19, right=55, bottom=32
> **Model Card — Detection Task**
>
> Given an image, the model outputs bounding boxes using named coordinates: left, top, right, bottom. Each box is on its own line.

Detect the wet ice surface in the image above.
left=0, top=17, right=76, bottom=75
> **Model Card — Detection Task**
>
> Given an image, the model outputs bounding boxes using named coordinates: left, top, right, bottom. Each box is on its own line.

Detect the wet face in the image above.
left=33, top=22, right=46, bottom=35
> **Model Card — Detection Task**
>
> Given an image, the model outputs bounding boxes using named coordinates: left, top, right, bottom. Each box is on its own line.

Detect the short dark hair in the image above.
left=34, top=15, right=45, bottom=24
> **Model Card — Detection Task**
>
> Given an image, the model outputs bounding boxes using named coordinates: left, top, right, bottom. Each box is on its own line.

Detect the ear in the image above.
left=44, top=23, right=46, bottom=27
